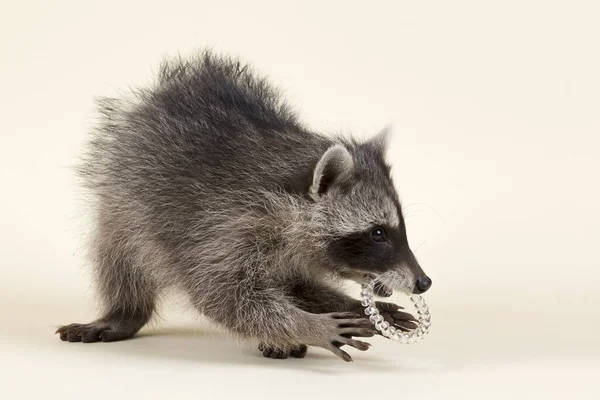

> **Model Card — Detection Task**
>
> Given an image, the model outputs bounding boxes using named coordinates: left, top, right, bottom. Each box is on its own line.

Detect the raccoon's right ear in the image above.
left=310, top=145, right=354, bottom=200
left=370, top=125, right=392, bottom=155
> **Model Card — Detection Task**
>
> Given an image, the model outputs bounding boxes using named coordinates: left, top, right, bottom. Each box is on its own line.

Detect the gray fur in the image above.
left=56, top=50, right=430, bottom=361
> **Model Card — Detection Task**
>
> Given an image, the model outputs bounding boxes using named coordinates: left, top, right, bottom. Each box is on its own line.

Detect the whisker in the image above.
left=402, top=203, right=444, bottom=223
left=412, top=241, right=426, bottom=253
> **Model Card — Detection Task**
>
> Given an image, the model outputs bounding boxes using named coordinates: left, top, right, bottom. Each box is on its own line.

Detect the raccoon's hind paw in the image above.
left=258, top=343, right=308, bottom=359
left=55, top=320, right=139, bottom=343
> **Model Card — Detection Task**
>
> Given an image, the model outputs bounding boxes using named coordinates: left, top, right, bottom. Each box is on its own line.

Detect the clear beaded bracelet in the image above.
left=360, top=278, right=431, bottom=343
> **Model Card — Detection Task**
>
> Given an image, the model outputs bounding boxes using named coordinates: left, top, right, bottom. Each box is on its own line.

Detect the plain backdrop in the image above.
left=1, top=1, right=599, bottom=399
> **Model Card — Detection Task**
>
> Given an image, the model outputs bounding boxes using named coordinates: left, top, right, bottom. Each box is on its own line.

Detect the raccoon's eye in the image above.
left=370, top=227, right=386, bottom=243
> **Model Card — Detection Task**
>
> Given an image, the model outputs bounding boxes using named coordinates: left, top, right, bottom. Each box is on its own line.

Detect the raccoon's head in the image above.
left=309, top=130, right=432, bottom=295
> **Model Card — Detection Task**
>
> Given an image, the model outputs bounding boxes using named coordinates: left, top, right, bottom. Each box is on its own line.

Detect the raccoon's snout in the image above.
left=414, top=276, right=432, bottom=294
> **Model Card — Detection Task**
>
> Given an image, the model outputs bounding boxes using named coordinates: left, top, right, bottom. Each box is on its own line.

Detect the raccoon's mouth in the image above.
left=364, top=272, right=415, bottom=295
left=355, top=274, right=394, bottom=297
left=340, top=269, right=415, bottom=294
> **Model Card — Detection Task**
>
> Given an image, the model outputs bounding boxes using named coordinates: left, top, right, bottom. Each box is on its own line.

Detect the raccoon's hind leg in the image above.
left=56, top=223, right=157, bottom=343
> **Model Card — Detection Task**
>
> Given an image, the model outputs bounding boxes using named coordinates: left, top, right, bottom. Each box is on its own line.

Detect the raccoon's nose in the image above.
left=415, top=276, right=432, bottom=293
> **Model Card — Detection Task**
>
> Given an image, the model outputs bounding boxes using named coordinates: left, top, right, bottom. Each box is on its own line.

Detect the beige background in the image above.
left=1, top=0, right=599, bottom=399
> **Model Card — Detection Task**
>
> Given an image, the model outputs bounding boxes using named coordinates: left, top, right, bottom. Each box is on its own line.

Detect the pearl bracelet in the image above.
left=360, top=278, right=431, bottom=343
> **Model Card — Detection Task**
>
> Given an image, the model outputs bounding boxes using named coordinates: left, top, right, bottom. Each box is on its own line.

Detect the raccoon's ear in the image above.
left=310, top=145, right=354, bottom=200
left=369, top=125, right=392, bottom=155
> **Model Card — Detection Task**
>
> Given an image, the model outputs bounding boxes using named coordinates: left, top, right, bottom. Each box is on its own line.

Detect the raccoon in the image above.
left=56, top=51, right=432, bottom=362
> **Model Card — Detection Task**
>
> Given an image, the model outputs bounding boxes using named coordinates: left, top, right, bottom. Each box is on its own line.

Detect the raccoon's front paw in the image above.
left=258, top=343, right=307, bottom=359
left=351, top=301, right=418, bottom=333
left=375, top=301, right=418, bottom=332
left=310, top=312, right=377, bottom=362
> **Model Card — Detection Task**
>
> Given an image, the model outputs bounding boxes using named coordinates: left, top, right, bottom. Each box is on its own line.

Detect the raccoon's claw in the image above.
left=258, top=343, right=308, bottom=359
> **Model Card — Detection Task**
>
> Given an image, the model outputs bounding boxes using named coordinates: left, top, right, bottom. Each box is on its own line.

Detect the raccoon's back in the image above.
left=79, top=51, right=333, bottom=208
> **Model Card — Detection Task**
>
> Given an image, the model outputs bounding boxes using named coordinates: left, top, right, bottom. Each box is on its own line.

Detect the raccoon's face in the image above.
left=309, top=131, right=432, bottom=294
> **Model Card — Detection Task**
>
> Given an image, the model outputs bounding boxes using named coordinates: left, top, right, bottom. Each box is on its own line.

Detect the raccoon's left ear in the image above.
left=369, top=125, right=392, bottom=155
left=310, top=145, right=354, bottom=201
